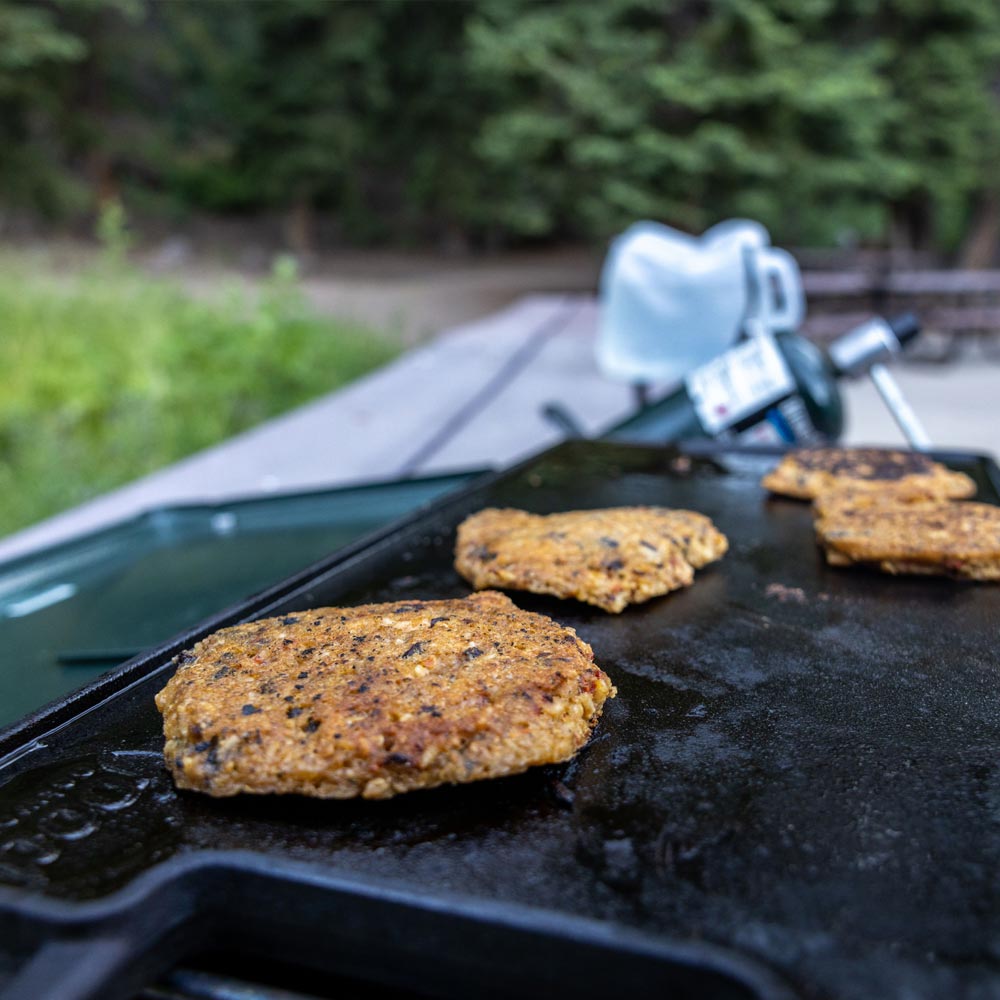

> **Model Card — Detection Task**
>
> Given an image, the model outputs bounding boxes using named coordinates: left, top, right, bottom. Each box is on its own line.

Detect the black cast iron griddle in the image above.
left=2, top=441, right=1000, bottom=1000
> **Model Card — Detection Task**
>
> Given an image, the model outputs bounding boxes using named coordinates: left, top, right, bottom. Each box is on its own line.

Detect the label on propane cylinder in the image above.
left=685, top=334, right=796, bottom=435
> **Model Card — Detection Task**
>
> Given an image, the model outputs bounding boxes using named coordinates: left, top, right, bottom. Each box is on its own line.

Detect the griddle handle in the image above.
left=3, top=936, right=136, bottom=1000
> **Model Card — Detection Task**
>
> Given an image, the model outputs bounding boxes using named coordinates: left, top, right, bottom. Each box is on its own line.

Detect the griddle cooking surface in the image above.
left=2, top=442, right=1000, bottom=999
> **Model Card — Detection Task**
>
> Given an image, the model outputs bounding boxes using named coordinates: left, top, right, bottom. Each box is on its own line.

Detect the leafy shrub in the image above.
left=0, top=249, right=396, bottom=537
left=3, top=0, right=999, bottom=252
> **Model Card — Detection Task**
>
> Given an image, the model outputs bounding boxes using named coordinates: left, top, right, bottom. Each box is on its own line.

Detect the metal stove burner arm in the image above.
left=868, top=363, right=933, bottom=450
left=826, top=312, right=932, bottom=449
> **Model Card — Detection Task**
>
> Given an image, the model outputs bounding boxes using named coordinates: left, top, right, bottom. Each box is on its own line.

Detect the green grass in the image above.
left=0, top=252, right=398, bottom=538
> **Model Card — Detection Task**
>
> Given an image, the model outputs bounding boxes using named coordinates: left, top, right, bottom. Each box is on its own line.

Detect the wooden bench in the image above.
left=801, top=270, right=1000, bottom=358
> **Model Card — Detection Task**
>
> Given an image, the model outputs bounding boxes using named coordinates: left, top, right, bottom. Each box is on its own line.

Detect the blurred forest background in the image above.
left=3, top=0, right=1000, bottom=539
left=4, top=0, right=1000, bottom=259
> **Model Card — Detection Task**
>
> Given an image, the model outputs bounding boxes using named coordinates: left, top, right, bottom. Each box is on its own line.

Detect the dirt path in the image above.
left=158, top=244, right=603, bottom=343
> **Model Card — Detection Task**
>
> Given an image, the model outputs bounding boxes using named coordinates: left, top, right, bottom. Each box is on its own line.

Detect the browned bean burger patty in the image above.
left=454, top=507, right=728, bottom=614
left=812, top=489, right=943, bottom=522
left=815, top=500, right=1000, bottom=579
left=762, top=447, right=976, bottom=501
left=155, top=591, right=615, bottom=800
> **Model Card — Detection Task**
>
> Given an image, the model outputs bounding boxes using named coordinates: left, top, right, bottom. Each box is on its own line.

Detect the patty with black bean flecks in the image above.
left=762, top=447, right=976, bottom=501
left=811, top=488, right=945, bottom=523
left=815, top=500, right=1000, bottom=579
left=454, top=507, right=728, bottom=614
left=155, top=591, right=614, bottom=799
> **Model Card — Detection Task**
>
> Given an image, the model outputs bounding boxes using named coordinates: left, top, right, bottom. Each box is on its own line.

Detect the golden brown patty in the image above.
left=155, top=591, right=615, bottom=800
left=815, top=500, right=1000, bottom=579
left=454, top=507, right=728, bottom=614
left=812, top=488, right=943, bottom=522
left=762, top=447, right=976, bottom=501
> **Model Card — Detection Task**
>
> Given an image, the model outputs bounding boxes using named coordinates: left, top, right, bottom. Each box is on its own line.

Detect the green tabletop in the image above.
left=0, top=471, right=479, bottom=729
